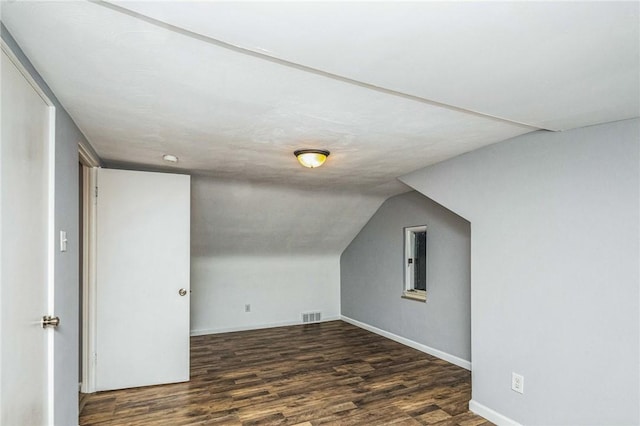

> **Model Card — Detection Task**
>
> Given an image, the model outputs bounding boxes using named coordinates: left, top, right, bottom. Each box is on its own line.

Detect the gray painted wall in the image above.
left=2, top=23, right=88, bottom=426
left=400, top=119, right=640, bottom=425
left=341, top=191, right=471, bottom=362
left=188, top=176, right=382, bottom=335
left=191, top=175, right=386, bottom=256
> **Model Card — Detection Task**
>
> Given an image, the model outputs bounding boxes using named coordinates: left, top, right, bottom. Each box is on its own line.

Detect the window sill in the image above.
left=401, top=290, right=426, bottom=302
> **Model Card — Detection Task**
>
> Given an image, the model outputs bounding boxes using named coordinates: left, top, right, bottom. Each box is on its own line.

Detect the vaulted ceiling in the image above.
left=2, top=1, right=638, bottom=255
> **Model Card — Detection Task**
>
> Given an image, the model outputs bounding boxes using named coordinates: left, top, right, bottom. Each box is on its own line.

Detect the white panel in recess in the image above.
left=95, top=168, right=190, bottom=391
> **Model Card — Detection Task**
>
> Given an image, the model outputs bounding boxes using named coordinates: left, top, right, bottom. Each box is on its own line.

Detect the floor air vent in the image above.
left=302, top=312, right=321, bottom=323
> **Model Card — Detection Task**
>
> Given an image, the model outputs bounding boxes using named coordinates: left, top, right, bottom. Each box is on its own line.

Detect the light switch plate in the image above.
left=60, top=230, right=68, bottom=252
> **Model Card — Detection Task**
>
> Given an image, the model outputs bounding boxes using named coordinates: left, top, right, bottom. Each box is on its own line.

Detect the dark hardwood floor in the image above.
left=79, top=321, right=490, bottom=425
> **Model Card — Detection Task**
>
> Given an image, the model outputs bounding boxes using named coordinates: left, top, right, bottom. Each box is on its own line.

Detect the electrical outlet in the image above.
left=245, top=304, right=251, bottom=312
left=512, top=373, right=524, bottom=394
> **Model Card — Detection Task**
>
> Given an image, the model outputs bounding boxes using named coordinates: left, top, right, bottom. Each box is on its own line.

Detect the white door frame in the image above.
left=79, top=144, right=99, bottom=394
left=1, top=39, right=56, bottom=423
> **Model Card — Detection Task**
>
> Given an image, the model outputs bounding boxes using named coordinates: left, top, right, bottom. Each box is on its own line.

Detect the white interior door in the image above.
left=0, top=47, right=55, bottom=424
left=96, top=168, right=190, bottom=391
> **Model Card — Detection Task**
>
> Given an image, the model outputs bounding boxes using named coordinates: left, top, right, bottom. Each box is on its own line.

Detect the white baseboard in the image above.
left=340, top=315, right=471, bottom=371
left=469, top=400, right=522, bottom=426
left=190, top=316, right=341, bottom=336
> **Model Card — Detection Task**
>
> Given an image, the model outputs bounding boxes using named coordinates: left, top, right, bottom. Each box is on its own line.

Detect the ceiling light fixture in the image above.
left=294, top=149, right=330, bottom=168
left=163, top=154, right=179, bottom=163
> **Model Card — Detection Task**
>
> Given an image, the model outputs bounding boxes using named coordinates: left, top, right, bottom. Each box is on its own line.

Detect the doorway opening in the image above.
left=78, top=143, right=99, bottom=402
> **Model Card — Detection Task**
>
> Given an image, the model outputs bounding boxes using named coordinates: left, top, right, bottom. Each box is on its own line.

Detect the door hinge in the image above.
left=95, top=186, right=98, bottom=198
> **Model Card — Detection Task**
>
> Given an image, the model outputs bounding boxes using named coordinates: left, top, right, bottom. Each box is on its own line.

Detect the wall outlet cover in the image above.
left=512, top=372, right=524, bottom=394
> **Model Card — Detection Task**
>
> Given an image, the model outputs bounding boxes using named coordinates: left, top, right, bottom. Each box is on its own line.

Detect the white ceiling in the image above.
left=2, top=1, right=638, bottom=255
left=110, top=0, right=640, bottom=132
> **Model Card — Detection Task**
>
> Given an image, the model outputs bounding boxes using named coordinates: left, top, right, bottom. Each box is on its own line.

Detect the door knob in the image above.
left=42, top=315, right=60, bottom=328
left=178, top=288, right=187, bottom=296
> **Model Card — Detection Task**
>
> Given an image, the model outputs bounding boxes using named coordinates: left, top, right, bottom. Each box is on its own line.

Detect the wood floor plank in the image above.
left=80, top=321, right=490, bottom=425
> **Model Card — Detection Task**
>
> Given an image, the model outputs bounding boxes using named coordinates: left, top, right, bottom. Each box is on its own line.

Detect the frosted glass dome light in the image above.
left=294, top=149, right=330, bottom=168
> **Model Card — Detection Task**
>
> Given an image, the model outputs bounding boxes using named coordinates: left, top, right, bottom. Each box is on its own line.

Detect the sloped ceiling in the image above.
left=109, top=0, right=640, bottom=131
left=2, top=1, right=638, bottom=255
left=191, top=177, right=385, bottom=256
